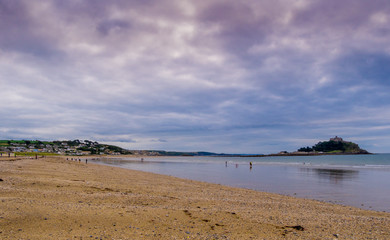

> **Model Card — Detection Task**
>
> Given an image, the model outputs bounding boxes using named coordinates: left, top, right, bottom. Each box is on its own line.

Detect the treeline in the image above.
left=0, top=140, right=52, bottom=145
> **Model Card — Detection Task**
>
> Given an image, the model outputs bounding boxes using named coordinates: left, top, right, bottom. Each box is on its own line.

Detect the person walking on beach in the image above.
left=250, top=162, right=253, bottom=169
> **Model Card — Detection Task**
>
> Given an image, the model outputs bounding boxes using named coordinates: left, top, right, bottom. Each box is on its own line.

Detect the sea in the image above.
left=90, top=154, right=390, bottom=212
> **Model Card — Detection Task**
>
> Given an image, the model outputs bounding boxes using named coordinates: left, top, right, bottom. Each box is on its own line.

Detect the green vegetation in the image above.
left=297, top=146, right=313, bottom=152
left=15, top=152, right=60, bottom=156
left=0, top=140, right=52, bottom=146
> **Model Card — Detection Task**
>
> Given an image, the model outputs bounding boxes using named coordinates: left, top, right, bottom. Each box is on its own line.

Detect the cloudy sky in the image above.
left=1, top=0, right=390, bottom=153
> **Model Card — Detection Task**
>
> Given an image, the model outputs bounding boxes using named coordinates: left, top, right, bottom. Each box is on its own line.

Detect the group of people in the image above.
left=0, top=152, right=16, bottom=157
left=225, top=161, right=253, bottom=169
left=66, top=157, right=88, bottom=164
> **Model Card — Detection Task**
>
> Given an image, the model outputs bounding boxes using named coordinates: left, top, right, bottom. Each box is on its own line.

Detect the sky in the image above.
left=1, top=0, right=390, bottom=154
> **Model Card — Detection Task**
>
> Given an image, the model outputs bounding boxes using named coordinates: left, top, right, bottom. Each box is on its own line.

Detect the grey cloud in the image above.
left=97, top=19, right=132, bottom=36
left=292, top=0, right=390, bottom=28
left=0, top=1, right=58, bottom=57
left=151, top=139, right=168, bottom=143
left=95, top=137, right=137, bottom=143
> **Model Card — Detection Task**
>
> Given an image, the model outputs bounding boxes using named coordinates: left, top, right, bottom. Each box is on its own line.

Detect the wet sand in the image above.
left=0, top=157, right=389, bottom=239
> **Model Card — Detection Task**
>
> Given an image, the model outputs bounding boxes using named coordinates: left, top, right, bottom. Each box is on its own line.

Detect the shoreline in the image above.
left=1, top=157, right=389, bottom=239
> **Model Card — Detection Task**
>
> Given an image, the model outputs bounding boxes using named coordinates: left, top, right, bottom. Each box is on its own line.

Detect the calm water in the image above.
left=90, top=154, right=390, bottom=212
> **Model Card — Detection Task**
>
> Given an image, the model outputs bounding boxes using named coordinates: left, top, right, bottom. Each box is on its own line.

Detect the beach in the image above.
left=1, top=157, right=389, bottom=239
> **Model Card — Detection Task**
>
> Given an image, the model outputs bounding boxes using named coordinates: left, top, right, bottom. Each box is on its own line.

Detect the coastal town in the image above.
left=0, top=139, right=216, bottom=157
left=0, top=139, right=132, bottom=156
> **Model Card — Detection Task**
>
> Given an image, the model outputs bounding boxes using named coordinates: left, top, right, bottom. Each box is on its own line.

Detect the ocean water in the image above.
left=90, top=154, right=390, bottom=212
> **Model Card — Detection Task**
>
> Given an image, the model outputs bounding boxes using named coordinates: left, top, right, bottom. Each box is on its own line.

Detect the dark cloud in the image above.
left=333, top=52, right=390, bottom=84
left=97, top=19, right=132, bottom=36
left=197, top=1, right=274, bottom=57
left=292, top=0, right=390, bottom=27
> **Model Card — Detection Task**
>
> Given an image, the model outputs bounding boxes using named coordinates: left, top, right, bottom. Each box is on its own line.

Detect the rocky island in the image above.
left=246, top=136, right=370, bottom=157
left=296, top=136, right=370, bottom=154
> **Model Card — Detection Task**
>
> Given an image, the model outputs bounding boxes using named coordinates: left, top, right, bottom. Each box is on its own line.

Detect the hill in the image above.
left=0, top=139, right=132, bottom=155
left=0, top=140, right=229, bottom=156
left=297, top=136, right=370, bottom=154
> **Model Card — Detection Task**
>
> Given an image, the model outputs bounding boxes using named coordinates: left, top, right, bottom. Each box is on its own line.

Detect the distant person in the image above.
left=86, top=159, right=88, bottom=164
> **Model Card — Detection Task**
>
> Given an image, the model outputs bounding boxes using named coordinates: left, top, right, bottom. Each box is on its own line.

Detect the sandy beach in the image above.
left=1, top=157, right=389, bottom=239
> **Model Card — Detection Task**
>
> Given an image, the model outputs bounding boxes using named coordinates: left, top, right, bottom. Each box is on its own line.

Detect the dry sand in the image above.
left=0, top=156, right=389, bottom=239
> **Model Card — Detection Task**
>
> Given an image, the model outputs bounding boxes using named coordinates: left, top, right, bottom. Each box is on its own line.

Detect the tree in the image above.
left=313, top=141, right=345, bottom=152
left=298, top=146, right=313, bottom=152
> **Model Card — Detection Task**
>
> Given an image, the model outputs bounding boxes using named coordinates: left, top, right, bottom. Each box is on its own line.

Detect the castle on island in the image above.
left=329, top=136, right=344, bottom=142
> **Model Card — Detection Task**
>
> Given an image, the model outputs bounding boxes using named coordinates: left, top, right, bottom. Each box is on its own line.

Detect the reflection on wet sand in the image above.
left=301, top=168, right=359, bottom=184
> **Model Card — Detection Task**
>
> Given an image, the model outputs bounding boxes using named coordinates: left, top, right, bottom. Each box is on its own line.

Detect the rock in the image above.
left=286, top=225, right=304, bottom=231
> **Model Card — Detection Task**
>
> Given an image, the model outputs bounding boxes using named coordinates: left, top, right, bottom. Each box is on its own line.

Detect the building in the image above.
left=330, top=136, right=344, bottom=142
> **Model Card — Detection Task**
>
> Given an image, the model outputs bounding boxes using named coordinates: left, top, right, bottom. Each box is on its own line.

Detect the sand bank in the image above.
left=0, top=157, right=389, bottom=239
